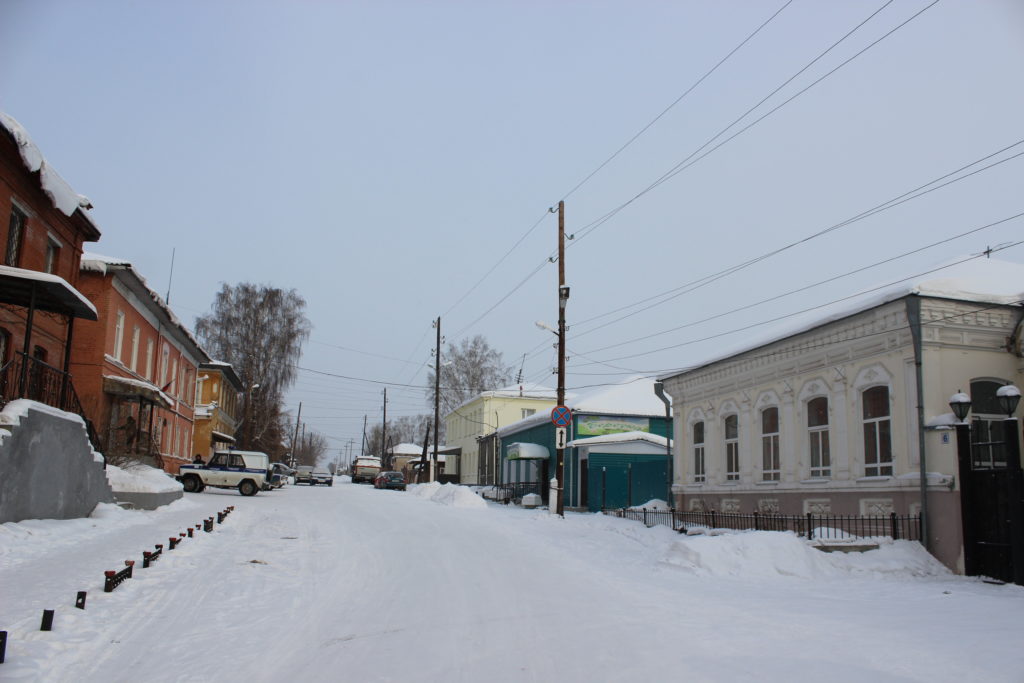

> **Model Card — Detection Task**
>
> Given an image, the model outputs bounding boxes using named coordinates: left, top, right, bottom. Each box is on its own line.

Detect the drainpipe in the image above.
left=654, top=381, right=673, bottom=506
left=906, top=296, right=929, bottom=549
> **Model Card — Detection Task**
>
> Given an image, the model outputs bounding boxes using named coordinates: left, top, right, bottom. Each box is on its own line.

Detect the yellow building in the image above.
left=191, top=361, right=242, bottom=461
left=445, top=383, right=558, bottom=484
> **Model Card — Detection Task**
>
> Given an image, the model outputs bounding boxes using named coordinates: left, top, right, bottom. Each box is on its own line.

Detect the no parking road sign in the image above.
left=551, top=405, right=572, bottom=427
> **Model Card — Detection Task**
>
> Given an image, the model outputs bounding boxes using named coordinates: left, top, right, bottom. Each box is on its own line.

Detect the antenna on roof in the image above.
left=165, top=247, right=176, bottom=304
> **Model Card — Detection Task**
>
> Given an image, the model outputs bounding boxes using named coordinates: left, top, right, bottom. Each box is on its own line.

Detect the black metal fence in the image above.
left=604, top=507, right=921, bottom=542
left=0, top=352, right=103, bottom=456
left=491, top=481, right=546, bottom=504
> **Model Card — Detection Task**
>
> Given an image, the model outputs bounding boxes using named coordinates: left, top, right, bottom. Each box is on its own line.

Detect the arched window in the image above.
left=724, top=414, right=739, bottom=481
left=863, top=386, right=892, bottom=476
left=970, top=379, right=1009, bottom=469
left=693, top=421, right=705, bottom=483
left=761, top=407, right=779, bottom=481
left=808, top=397, right=830, bottom=478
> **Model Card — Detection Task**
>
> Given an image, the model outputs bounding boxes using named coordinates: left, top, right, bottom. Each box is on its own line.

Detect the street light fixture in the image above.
left=949, top=391, right=972, bottom=422
left=997, top=384, right=1021, bottom=418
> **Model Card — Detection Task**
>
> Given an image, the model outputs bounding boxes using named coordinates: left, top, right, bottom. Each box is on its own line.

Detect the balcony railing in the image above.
left=0, top=352, right=103, bottom=457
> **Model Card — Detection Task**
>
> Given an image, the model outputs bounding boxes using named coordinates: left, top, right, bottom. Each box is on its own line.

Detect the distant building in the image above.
left=444, top=382, right=559, bottom=485
left=0, top=112, right=101, bottom=420
left=192, top=361, right=242, bottom=461
left=73, top=253, right=209, bottom=474
left=479, top=377, right=672, bottom=508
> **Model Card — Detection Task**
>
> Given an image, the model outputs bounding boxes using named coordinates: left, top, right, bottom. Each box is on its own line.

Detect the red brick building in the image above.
left=0, top=112, right=101, bottom=420
left=72, top=254, right=209, bottom=473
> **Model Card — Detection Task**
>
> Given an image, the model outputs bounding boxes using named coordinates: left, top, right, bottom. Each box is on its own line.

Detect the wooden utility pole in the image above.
left=556, top=200, right=568, bottom=517
left=290, top=401, right=302, bottom=467
left=431, top=316, right=441, bottom=483
left=382, top=388, right=388, bottom=466
left=361, top=414, right=367, bottom=456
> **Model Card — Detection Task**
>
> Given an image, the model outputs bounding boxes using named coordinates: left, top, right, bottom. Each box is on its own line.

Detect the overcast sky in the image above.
left=3, top=0, right=1023, bottom=462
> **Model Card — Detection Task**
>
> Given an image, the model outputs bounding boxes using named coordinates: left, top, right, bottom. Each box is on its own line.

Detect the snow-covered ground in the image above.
left=2, top=481, right=1023, bottom=682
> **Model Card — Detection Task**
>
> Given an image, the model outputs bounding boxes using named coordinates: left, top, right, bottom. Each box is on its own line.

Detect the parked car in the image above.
left=178, top=450, right=271, bottom=496
left=294, top=465, right=314, bottom=485
left=311, top=468, right=333, bottom=486
left=374, top=471, right=406, bottom=491
left=269, top=462, right=292, bottom=488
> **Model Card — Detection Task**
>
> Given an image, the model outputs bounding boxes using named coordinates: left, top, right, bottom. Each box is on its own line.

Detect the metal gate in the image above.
left=956, top=421, right=1024, bottom=585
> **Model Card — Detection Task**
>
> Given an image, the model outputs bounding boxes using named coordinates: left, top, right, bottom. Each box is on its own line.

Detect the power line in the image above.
left=567, top=0, right=939, bottom=248
left=581, top=242, right=1024, bottom=366
left=576, top=211, right=1024, bottom=357
left=569, top=139, right=1024, bottom=337
left=560, top=0, right=794, bottom=202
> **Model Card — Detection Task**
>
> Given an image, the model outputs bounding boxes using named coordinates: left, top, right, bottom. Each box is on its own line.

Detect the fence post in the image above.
left=754, top=510, right=760, bottom=531
left=643, top=508, right=648, bottom=526
left=75, top=592, right=86, bottom=610
left=0, top=630, right=6, bottom=663
left=890, top=512, right=899, bottom=540
left=710, top=510, right=717, bottom=529
left=40, top=610, right=54, bottom=631
left=806, top=512, right=814, bottom=540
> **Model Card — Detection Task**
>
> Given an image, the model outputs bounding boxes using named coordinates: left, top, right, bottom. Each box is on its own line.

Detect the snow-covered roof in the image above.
left=449, top=381, right=561, bottom=413
left=389, top=442, right=458, bottom=455
left=82, top=252, right=209, bottom=361
left=103, top=374, right=174, bottom=407
left=495, top=376, right=669, bottom=437
left=567, top=430, right=671, bottom=448
left=661, top=256, right=1024, bottom=380
left=0, top=112, right=99, bottom=234
left=0, top=264, right=97, bottom=319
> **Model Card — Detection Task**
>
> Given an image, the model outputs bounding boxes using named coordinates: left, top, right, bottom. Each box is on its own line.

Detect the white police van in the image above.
left=178, top=450, right=271, bottom=496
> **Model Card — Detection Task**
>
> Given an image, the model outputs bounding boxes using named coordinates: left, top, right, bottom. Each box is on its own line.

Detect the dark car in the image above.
left=374, top=471, right=406, bottom=491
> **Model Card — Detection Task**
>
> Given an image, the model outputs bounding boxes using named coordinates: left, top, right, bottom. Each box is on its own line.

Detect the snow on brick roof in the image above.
left=82, top=252, right=208, bottom=360
left=661, top=256, right=1024, bottom=380
left=0, top=112, right=97, bottom=222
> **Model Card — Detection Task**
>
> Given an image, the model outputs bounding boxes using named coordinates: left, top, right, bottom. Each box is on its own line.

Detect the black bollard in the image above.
left=187, top=528, right=193, bottom=538
left=40, top=609, right=54, bottom=631
left=0, top=630, right=7, bottom=663
left=75, top=592, right=87, bottom=610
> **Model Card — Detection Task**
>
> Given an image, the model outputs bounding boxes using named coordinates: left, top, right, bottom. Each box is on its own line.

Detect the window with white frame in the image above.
left=863, top=386, right=892, bottom=476
left=969, top=379, right=1010, bottom=469
left=521, top=408, right=536, bottom=419
left=129, top=327, right=140, bottom=373
left=160, top=344, right=170, bottom=388
left=808, top=396, right=831, bottom=478
left=113, top=311, right=125, bottom=362
left=693, top=420, right=705, bottom=483
left=145, top=339, right=154, bottom=380
left=5, top=206, right=26, bottom=267
left=724, top=414, right=739, bottom=481
left=44, top=236, right=61, bottom=274
left=761, top=407, right=780, bottom=481
left=170, top=358, right=179, bottom=395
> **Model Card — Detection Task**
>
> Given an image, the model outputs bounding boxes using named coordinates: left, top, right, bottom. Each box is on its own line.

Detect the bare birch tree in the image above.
left=195, top=283, right=311, bottom=453
left=426, top=335, right=511, bottom=414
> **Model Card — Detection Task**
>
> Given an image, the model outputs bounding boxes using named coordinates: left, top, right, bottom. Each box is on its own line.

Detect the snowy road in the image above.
left=3, top=481, right=1024, bottom=682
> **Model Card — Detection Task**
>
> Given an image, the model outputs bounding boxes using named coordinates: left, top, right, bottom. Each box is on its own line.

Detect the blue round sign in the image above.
left=551, top=405, right=572, bottom=427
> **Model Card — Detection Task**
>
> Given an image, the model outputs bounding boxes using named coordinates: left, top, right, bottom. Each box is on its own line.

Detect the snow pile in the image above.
left=409, top=482, right=488, bottom=509
left=629, top=499, right=670, bottom=511
left=662, top=530, right=950, bottom=579
left=105, top=463, right=182, bottom=493
left=0, top=399, right=104, bottom=463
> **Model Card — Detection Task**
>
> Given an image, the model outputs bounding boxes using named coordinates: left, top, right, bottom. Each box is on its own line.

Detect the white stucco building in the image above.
left=660, top=258, right=1024, bottom=572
